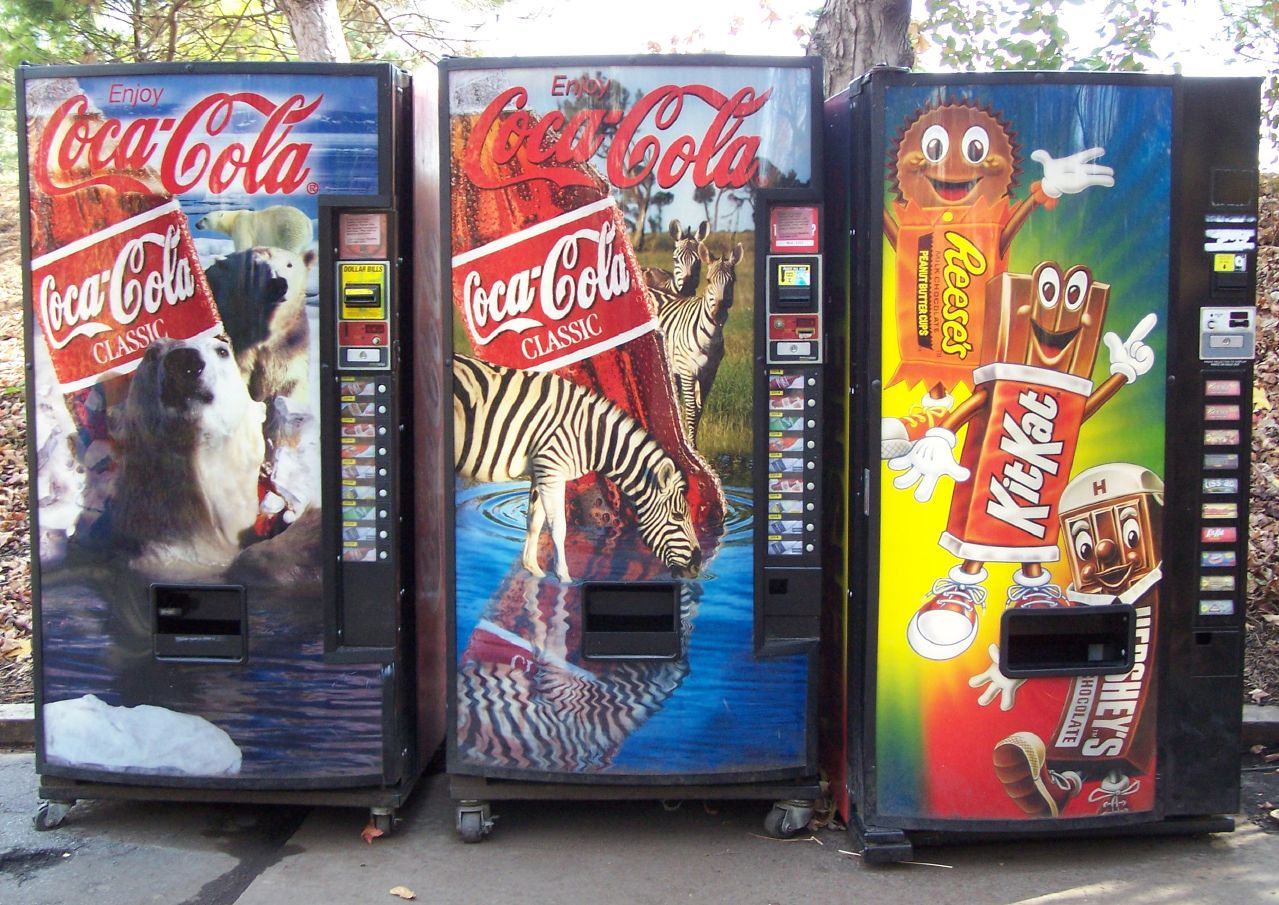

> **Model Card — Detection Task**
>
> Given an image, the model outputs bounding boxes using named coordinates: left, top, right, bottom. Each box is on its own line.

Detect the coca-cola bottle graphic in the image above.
left=24, top=78, right=224, bottom=550
left=449, top=108, right=726, bottom=549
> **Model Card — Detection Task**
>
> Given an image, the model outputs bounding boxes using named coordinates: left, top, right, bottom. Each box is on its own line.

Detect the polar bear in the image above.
left=112, top=334, right=267, bottom=578
left=205, top=246, right=315, bottom=404
left=196, top=205, right=314, bottom=254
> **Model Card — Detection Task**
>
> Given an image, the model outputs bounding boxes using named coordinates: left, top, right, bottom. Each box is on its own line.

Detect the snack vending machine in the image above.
left=436, top=55, right=827, bottom=840
left=824, top=70, right=1261, bottom=861
left=19, top=62, right=444, bottom=831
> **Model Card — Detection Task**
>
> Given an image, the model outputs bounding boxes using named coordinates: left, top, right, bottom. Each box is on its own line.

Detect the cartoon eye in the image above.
left=961, top=126, right=990, bottom=164
left=1073, top=528, right=1095, bottom=561
left=1121, top=516, right=1141, bottom=549
left=1036, top=264, right=1063, bottom=310
left=921, top=124, right=949, bottom=163
left=1064, top=266, right=1092, bottom=311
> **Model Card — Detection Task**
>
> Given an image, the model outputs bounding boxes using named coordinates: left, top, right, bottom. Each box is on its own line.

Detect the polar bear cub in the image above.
left=196, top=205, right=314, bottom=254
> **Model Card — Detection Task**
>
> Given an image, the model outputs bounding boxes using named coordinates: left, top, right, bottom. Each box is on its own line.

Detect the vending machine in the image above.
left=824, top=69, right=1261, bottom=861
left=435, top=55, right=827, bottom=841
left=19, top=62, right=444, bottom=831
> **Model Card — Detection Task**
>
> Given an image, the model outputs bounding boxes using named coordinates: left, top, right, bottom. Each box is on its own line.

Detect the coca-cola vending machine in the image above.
left=434, top=55, right=827, bottom=841
left=824, top=69, right=1260, bottom=861
left=19, top=62, right=444, bottom=831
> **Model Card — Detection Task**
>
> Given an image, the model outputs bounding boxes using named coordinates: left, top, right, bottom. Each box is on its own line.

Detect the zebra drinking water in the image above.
left=655, top=243, right=743, bottom=447
left=643, top=219, right=709, bottom=299
left=452, top=355, right=702, bottom=582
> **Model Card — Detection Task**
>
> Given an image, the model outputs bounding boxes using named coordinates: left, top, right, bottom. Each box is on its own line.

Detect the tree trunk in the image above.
left=808, top=0, right=915, bottom=97
left=278, top=0, right=350, bottom=62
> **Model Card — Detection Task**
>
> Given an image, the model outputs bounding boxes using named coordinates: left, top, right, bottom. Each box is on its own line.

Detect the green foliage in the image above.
left=1221, top=1, right=1279, bottom=156
left=919, top=0, right=1172, bottom=72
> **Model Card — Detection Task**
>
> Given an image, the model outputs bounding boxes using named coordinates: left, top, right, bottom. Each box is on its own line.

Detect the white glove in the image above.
left=1032, top=147, right=1114, bottom=198
left=887, top=427, right=970, bottom=503
left=969, top=644, right=1025, bottom=711
left=1104, top=312, right=1157, bottom=384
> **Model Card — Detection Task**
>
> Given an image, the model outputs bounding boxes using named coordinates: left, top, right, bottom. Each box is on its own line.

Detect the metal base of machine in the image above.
left=849, top=809, right=1236, bottom=865
left=35, top=775, right=420, bottom=836
left=449, top=775, right=822, bottom=843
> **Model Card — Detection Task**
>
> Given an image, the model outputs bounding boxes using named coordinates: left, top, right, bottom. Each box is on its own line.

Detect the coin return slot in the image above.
left=999, top=607, right=1135, bottom=678
left=582, top=583, right=680, bottom=660
left=153, top=584, right=246, bottom=662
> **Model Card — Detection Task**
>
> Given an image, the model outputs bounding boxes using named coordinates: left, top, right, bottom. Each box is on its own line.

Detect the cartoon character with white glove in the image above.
left=970, top=464, right=1165, bottom=818
left=881, top=101, right=1116, bottom=457
left=888, top=260, right=1157, bottom=661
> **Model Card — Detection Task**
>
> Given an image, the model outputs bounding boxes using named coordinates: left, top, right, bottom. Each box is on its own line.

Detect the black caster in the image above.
left=763, top=799, right=814, bottom=838
left=34, top=799, right=75, bottom=831
left=456, top=800, right=494, bottom=843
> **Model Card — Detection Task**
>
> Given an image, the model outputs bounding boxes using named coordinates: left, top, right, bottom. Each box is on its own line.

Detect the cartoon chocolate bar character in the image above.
left=970, top=464, right=1164, bottom=817
left=882, top=100, right=1115, bottom=457
left=889, top=262, right=1157, bottom=660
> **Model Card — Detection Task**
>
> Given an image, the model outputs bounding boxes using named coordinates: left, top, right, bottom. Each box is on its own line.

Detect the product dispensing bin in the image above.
left=824, top=69, right=1260, bottom=861
left=434, top=55, right=830, bottom=841
left=21, top=62, right=445, bottom=831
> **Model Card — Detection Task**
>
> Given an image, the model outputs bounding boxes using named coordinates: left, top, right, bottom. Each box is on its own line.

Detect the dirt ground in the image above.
left=0, top=176, right=1276, bottom=709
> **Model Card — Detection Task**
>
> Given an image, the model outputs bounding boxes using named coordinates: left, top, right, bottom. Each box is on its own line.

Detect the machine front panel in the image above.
left=24, top=66, right=400, bottom=784
left=871, top=78, right=1173, bottom=822
left=444, top=58, right=821, bottom=780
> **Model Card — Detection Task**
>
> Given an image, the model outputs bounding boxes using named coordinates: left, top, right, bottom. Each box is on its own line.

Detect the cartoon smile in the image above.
left=1092, top=562, right=1135, bottom=592
left=1031, top=321, right=1080, bottom=352
left=928, top=176, right=980, bottom=201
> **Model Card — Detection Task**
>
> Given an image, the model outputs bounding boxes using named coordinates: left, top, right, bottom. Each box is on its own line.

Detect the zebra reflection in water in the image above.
left=457, top=574, right=699, bottom=773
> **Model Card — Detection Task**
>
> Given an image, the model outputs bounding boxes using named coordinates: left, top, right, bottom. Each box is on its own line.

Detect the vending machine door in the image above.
left=22, top=63, right=426, bottom=802
left=837, top=70, right=1258, bottom=859
left=441, top=56, right=824, bottom=787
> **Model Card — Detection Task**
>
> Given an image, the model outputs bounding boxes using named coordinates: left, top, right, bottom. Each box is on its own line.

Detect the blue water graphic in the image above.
left=455, top=483, right=809, bottom=777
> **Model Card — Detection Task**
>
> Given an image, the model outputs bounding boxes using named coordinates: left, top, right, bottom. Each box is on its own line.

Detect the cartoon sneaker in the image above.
left=881, top=406, right=950, bottom=459
left=1006, top=582, right=1074, bottom=609
left=905, top=576, right=985, bottom=660
left=992, top=732, right=1082, bottom=818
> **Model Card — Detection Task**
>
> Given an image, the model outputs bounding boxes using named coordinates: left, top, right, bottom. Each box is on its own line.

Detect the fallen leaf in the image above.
left=1257, top=383, right=1273, bottom=413
left=1263, top=614, right=1279, bottom=625
left=389, top=886, right=416, bottom=900
left=361, top=821, right=385, bottom=844
left=1271, top=809, right=1279, bottom=821
left=1250, top=687, right=1271, bottom=704
left=1253, top=744, right=1268, bottom=754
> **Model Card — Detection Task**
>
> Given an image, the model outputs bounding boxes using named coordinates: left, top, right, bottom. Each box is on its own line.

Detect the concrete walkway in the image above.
left=2, top=748, right=1276, bottom=905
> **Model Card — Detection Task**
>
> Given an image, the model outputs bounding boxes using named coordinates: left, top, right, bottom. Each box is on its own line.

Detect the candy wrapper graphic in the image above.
left=985, top=464, right=1163, bottom=818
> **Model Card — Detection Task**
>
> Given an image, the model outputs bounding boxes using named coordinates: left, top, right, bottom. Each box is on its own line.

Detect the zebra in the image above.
left=456, top=577, right=697, bottom=773
left=452, top=355, right=702, bottom=582
left=655, top=242, right=743, bottom=447
left=642, top=219, right=709, bottom=299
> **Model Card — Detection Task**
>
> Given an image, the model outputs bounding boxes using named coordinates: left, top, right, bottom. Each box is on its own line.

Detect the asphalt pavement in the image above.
left=2, top=746, right=1277, bottom=905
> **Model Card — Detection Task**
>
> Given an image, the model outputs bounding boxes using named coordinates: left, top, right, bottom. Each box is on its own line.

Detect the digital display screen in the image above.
left=778, top=264, right=811, bottom=287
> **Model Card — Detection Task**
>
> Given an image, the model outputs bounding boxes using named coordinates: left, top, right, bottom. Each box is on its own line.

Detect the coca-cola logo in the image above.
left=453, top=199, right=652, bottom=371
left=463, top=212, right=629, bottom=345
left=39, top=219, right=197, bottom=352
left=34, top=91, right=321, bottom=197
left=462, top=84, right=771, bottom=192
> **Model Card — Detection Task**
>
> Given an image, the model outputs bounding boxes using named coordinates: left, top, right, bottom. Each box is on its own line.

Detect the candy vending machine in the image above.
left=824, top=69, right=1261, bottom=861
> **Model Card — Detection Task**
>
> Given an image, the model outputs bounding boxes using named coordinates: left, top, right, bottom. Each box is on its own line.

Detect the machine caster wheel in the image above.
left=456, top=800, right=493, bottom=844
left=763, top=800, right=814, bottom=838
left=34, top=799, right=74, bottom=831
left=370, top=808, right=395, bottom=836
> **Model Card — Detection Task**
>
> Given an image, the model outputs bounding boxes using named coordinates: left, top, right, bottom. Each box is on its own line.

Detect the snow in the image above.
left=44, top=694, right=243, bottom=776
